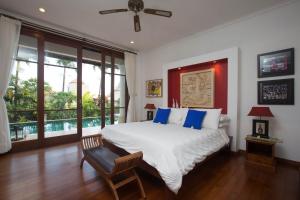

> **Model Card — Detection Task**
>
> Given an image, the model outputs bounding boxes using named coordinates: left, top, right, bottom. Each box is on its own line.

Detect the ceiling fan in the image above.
left=99, top=0, right=172, bottom=32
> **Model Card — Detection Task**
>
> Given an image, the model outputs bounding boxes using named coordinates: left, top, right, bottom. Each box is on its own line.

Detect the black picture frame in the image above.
left=147, top=110, right=154, bottom=120
left=252, top=119, right=269, bottom=138
left=258, top=78, right=294, bottom=105
left=257, top=48, right=294, bottom=78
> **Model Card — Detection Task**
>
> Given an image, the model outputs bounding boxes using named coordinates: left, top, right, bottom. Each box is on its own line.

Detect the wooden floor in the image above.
left=0, top=143, right=299, bottom=200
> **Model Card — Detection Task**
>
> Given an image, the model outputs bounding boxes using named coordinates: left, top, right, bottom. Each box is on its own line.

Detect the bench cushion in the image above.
left=85, top=147, right=119, bottom=173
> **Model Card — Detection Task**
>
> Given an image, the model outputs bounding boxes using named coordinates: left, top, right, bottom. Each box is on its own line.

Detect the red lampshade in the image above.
left=248, top=106, right=274, bottom=117
left=144, top=104, right=156, bottom=110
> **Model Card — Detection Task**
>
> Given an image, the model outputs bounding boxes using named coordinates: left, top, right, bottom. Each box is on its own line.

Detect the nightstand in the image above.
left=245, top=135, right=279, bottom=172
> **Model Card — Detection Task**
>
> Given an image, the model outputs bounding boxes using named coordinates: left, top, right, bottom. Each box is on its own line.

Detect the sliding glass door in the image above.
left=5, top=27, right=127, bottom=151
left=81, top=49, right=127, bottom=135
left=82, top=49, right=102, bottom=135
left=44, top=41, right=79, bottom=138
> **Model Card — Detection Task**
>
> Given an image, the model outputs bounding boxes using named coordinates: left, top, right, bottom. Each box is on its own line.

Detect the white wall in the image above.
left=136, top=1, right=300, bottom=161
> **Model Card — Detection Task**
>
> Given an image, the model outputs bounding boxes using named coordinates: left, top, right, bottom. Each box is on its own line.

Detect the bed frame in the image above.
left=103, top=136, right=232, bottom=199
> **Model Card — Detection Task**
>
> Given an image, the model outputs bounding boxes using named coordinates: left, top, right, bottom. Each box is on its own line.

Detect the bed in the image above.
left=101, top=121, right=230, bottom=194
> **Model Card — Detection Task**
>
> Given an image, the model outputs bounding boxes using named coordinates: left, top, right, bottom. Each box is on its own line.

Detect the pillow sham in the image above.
left=183, top=110, right=207, bottom=130
left=153, top=108, right=171, bottom=124
left=168, top=108, right=184, bottom=124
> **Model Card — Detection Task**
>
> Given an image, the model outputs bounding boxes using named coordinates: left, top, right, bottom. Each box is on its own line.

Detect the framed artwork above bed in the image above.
left=146, top=79, right=163, bottom=97
left=180, top=69, right=215, bottom=108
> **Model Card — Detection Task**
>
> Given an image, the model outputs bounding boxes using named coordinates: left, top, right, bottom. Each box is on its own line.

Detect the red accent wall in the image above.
left=168, top=59, right=228, bottom=114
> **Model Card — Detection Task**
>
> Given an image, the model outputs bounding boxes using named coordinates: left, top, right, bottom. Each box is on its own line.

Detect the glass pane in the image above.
left=82, top=50, right=102, bottom=136
left=115, top=57, right=125, bottom=75
left=105, top=108, right=111, bottom=125
left=83, top=49, right=101, bottom=65
left=44, top=42, right=77, bottom=68
left=105, top=55, right=112, bottom=73
left=114, top=108, right=126, bottom=124
left=44, top=110, right=77, bottom=137
left=5, top=35, right=38, bottom=141
left=105, top=55, right=112, bottom=124
left=114, top=75, right=126, bottom=107
left=17, top=35, right=38, bottom=62
left=44, top=66, right=77, bottom=94
left=44, top=42, right=78, bottom=137
left=105, top=73, right=111, bottom=124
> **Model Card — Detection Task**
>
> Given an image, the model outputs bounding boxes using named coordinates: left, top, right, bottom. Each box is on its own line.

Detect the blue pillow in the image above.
left=183, top=110, right=207, bottom=130
left=153, top=108, right=171, bottom=124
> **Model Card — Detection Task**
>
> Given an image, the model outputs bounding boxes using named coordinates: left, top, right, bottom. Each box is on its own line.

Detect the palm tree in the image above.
left=57, top=60, right=74, bottom=92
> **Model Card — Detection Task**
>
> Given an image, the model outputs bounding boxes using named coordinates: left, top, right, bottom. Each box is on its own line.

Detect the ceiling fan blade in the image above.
left=99, top=9, right=128, bottom=15
left=144, top=8, right=172, bottom=17
left=134, top=15, right=141, bottom=32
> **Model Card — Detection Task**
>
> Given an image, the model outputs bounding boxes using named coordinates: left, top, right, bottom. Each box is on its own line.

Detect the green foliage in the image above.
left=5, top=77, right=101, bottom=123
left=45, top=91, right=77, bottom=120
left=5, top=59, right=109, bottom=124
left=82, top=92, right=100, bottom=117
left=46, top=92, right=76, bottom=110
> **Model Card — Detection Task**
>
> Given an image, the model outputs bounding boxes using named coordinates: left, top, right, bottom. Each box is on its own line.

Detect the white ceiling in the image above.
left=0, top=0, right=288, bottom=51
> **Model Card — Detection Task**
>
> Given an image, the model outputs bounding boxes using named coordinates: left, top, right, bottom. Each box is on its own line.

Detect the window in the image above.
left=5, top=35, right=38, bottom=141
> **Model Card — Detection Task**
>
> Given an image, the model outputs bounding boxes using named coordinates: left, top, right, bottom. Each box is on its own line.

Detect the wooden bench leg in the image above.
left=80, top=156, right=85, bottom=168
left=134, top=171, right=146, bottom=199
left=106, top=178, right=120, bottom=200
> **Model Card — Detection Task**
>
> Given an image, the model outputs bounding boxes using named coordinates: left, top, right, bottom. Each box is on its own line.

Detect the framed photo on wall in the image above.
left=258, top=78, right=294, bottom=105
left=252, top=119, right=269, bottom=138
left=257, top=48, right=294, bottom=78
left=146, top=79, right=163, bottom=97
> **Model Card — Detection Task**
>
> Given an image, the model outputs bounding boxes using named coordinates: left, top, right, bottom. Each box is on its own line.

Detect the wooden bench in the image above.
left=80, top=134, right=146, bottom=200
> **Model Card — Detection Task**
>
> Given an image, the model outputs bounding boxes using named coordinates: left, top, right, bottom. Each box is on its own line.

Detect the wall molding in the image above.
left=162, top=47, right=239, bottom=151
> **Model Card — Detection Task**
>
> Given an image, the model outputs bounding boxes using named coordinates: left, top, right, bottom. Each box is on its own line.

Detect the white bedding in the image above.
left=102, top=121, right=229, bottom=193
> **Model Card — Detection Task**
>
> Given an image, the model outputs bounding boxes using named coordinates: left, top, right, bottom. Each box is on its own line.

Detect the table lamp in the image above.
left=248, top=106, right=274, bottom=138
left=144, top=104, right=156, bottom=120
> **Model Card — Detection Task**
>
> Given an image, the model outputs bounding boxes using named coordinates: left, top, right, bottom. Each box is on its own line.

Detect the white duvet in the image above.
left=102, top=121, right=229, bottom=193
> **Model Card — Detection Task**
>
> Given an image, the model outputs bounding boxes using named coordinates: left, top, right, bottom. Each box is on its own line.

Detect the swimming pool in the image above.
left=9, top=117, right=110, bottom=137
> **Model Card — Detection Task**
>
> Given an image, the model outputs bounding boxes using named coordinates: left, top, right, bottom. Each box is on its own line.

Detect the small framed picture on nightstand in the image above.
left=252, top=119, right=269, bottom=138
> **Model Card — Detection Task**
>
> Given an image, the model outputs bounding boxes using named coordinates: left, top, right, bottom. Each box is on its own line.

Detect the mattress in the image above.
left=101, top=121, right=229, bottom=193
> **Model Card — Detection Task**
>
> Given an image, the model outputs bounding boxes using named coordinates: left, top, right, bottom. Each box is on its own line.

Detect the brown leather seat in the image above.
left=84, top=147, right=119, bottom=173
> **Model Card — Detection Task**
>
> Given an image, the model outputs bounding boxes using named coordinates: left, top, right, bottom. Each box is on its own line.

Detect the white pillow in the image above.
left=168, top=108, right=182, bottom=124
left=195, top=108, right=222, bottom=130
left=179, top=108, right=189, bottom=125
left=168, top=108, right=188, bottom=125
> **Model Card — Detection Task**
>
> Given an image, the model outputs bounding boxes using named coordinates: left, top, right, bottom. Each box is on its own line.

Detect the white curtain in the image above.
left=0, top=16, right=21, bottom=153
left=124, top=52, right=137, bottom=122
